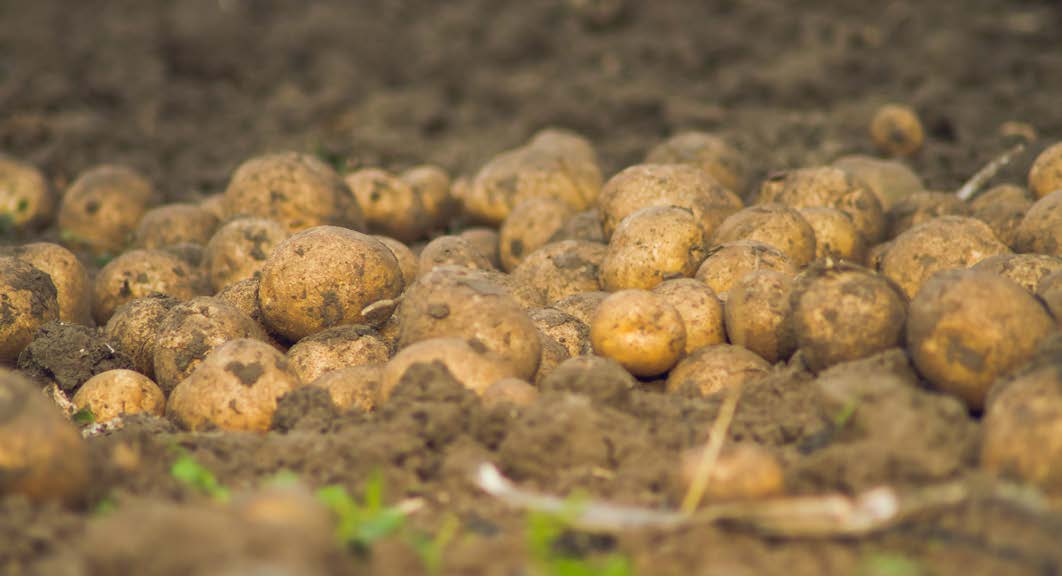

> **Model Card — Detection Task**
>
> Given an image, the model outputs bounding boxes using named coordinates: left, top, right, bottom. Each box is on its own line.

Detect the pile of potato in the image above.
left=3, top=106, right=1062, bottom=503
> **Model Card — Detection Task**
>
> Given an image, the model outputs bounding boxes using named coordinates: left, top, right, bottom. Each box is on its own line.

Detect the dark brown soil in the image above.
left=16, top=321, right=133, bottom=392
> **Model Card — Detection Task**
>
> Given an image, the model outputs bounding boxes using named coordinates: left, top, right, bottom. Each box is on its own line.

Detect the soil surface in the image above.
left=3, top=0, right=1062, bottom=574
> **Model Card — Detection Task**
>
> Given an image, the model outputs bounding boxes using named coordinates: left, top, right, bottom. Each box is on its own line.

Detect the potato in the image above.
left=203, top=217, right=290, bottom=292
left=482, top=378, right=538, bottom=408
left=881, top=216, right=1010, bottom=299
left=512, top=240, right=606, bottom=304
left=538, top=354, right=636, bottom=405
left=1037, top=271, right=1062, bottom=328
left=72, top=369, right=165, bottom=422
left=652, top=278, right=725, bottom=355
left=887, top=191, right=969, bottom=239
left=368, top=235, right=416, bottom=289
left=711, top=204, right=816, bottom=268
left=499, top=197, right=574, bottom=272
left=199, top=193, right=227, bottom=222
left=724, top=271, right=795, bottom=364
left=528, top=307, right=592, bottom=358
left=971, top=253, right=1062, bottom=293
left=0, top=154, right=54, bottom=233
left=162, top=242, right=205, bottom=267
left=971, top=184, right=1031, bottom=208
left=1028, top=142, right=1062, bottom=199
left=790, top=263, right=907, bottom=372
left=380, top=337, right=519, bottom=400
left=758, top=166, right=885, bottom=244
left=534, top=331, right=572, bottom=384
left=133, top=203, right=219, bottom=249
left=153, top=296, right=270, bottom=395
left=798, top=207, right=867, bottom=262
left=346, top=168, right=430, bottom=242
left=547, top=209, right=606, bottom=244
left=103, top=294, right=180, bottom=378
left=832, top=154, right=924, bottom=211
left=678, top=444, right=784, bottom=502
left=215, top=277, right=277, bottom=340
left=869, top=103, right=924, bottom=157
left=694, top=240, right=797, bottom=299
left=457, top=227, right=501, bottom=269
left=589, top=289, right=686, bottom=377
left=0, top=242, right=91, bottom=325
left=58, top=165, right=158, bottom=256
left=397, top=266, right=542, bottom=379
left=0, top=257, right=59, bottom=364
left=551, top=291, right=609, bottom=326
left=600, top=205, right=708, bottom=291
left=598, top=163, right=742, bottom=240
left=222, top=152, right=364, bottom=232
left=258, top=226, right=404, bottom=341
left=308, top=364, right=382, bottom=412
left=1013, top=189, right=1062, bottom=256
left=970, top=191, right=1031, bottom=250
left=479, top=269, right=546, bottom=310
left=417, top=235, right=494, bottom=277
left=866, top=241, right=892, bottom=271
left=645, top=132, right=749, bottom=195
left=401, top=165, right=455, bottom=231
left=907, top=269, right=1054, bottom=410
left=92, top=249, right=204, bottom=325
left=0, top=369, right=89, bottom=504
left=666, top=344, right=771, bottom=396
left=286, top=325, right=389, bottom=385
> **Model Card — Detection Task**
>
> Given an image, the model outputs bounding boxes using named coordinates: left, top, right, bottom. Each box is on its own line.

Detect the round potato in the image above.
left=547, top=209, right=606, bottom=244
left=528, top=307, right=592, bottom=358
left=499, top=197, right=574, bottom=272
left=198, top=193, right=227, bottom=222
left=538, top=354, right=637, bottom=406
left=1037, top=271, right=1062, bottom=328
left=711, top=204, right=816, bottom=267
left=402, top=165, right=454, bottom=232
left=832, top=154, right=924, bottom=211
left=666, top=344, right=771, bottom=397
left=308, top=364, right=382, bottom=412
left=971, top=253, right=1062, bottom=293
left=694, top=240, right=797, bottom=299
left=551, top=291, right=609, bottom=327
left=72, top=369, right=166, bottom=422
left=534, top=330, right=572, bottom=384
left=645, top=132, right=749, bottom=196
left=214, top=277, right=278, bottom=343
left=887, top=191, right=969, bottom=239
left=798, top=207, right=867, bottom=262
left=1028, top=142, right=1062, bottom=200
left=286, top=325, right=389, bottom=385
left=758, top=166, right=885, bottom=244
left=203, top=217, right=290, bottom=292
left=600, top=205, right=708, bottom=291
left=724, top=271, right=795, bottom=364
left=589, top=289, right=686, bottom=377
left=512, top=240, right=606, bottom=304
left=133, top=203, right=219, bottom=250
left=482, top=378, right=538, bottom=408
left=457, top=227, right=501, bottom=269
left=417, top=235, right=494, bottom=277
left=58, top=165, right=158, bottom=257
left=0, top=242, right=92, bottom=326
left=346, top=168, right=430, bottom=242
left=869, top=103, right=925, bottom=157
left=104, top=294, right=180, bottom=378
left=0, top=258, right=59, bottom=364
left=678, top=443, right=784, bottom=502
left=652, top=278, right=725, bottom=355
left=1013, top=189, right=1062, bottom=256
left=92, top=249, right=204, bottom=325
left=373, top=235, right=418, bottom=288
left=0, top=154, right=54, bottom=233
left=380, top=337, right=519, bottom=400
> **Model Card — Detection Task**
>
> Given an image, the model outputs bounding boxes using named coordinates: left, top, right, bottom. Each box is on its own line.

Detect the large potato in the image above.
left=0, top=258, right=59, bottom=364
left=512, top=240, right=606, bottom=304
left=346, top=168, right=430, bottom=242
left=286, top=325, right=389, bottom=384
left=104, top=294, right=180, bottom=378
left=758, top=166, right=885, bottom=244
left=590, top=289, right=686, bottom=378
left=133, top=203, right=219, bottom=250
left=652, top=278, right=725, bottom=356
left=92, top=249, right=204, bottom=325
left=58, top=165, right=158, bottom=256
left=1028, top=142, right=1062, bottom=199
left=666, top=344, right=771, bottom=397
left=72, top=369, right=166, bottom=422
left=645, top=132, right=749, bottom=195
left=380, top=337, right=519, bottom=400
left=0, top=242, right=92, bottom=326
left=600, top=205, right=708, bottom=291
left=1013, top=190, right=1062, bottom=256
left=203, top=217, right=290, bottom=292
left=711, top=204, right=816, bottom=268
left=832, top=154, right=924, bottom=211
left=724, top=270, right=795, bottom=364
left=499, top=197, right=574, bottom=272
left=694, top=240, right=796, bottom=299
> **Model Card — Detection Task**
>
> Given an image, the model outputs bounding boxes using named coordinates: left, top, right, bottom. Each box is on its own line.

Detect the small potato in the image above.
left=133, top=203, right=219, bottom=249
left=528, top=307, right=592, bottom=357
left=401, top=165, right=454, bottom=231
left=694, top=240, right=797, bottom=299
left=1013, top=189, right=1062, bottom=256
left=887, top=191, right=969, bottom=239
left=346, top=168, right=430, bottom=242
left=678, top=444, right=784, bottom=502
left=380, top=338, right=519, bottom=400
left=286, top=325, right=389, bottom=384
left=645, top=132, right=749, bottom=195
left=547, top=209, right=606, bottom=244
left=0, top=257, right=59, bottom=364
left=724, top=271, right=795, bottom=364
left=907, top=269, right=1054, bottom=410
left=552, top=291, right=609, bottom=326
left=308, top=364, right=382, bottom=411
left=652, top=278, right=725, bottom=355
left=1037, top=271, right=1062, bottom=328
left=417, top=235, right=494, bottom=277
left=833, top=154, right=924, bottom=211
left=711, top=204, right=816, bottom=267
left=104, top=294, right=180, bottom=378
left=666, top=344, right=770, bottom=396
left=798, top=207, right=867, bottom=262
left=0, top=242, right=92, bottom=326
left=373, top=235, right=418, bottom=288
left=1028, top=142, right=1062, bottom=200
left=499, top=197, right=574, bottom=272
left=58, top=165, right=158, bottom=256
left=881, top=216, right=1010, bottom=299
left=589, top=289, right=686, bottom=377
left=600, top=206, right=708, bottom=291
left=0, top=154, right=54, bottom=233
left=203, top=217, right=290, bottom=292
left=971, top=253, right=1062, bottom=293
left=258, top=226, right=405, bottom=341
left=72, top=369, right=165, bottom=422
left=457, top=227, right=501, bottom=269
left=512, top=240, right=606, bottom=304
left=758, top=166, right=885, bottom=244
left=92, top=249, right=204, bottom=325
left=167, top=339, right=303, bottom=431
left=869, top=103, right=925, bottom=157
left=482, top=377, right=538, bottom=408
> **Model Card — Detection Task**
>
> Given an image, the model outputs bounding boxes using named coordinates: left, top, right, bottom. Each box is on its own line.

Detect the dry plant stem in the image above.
left=681, top=381, right=743, bottom=514
left=956, top=142, right=1026, bottom=201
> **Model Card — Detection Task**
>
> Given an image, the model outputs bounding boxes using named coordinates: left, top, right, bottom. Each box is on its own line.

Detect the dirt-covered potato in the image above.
left=652, top=278, right=725, bottom=355
left=907, top=269, right=1054, bottom=410
left=645, top=132, right=749, bottom=196
left=397, top=266, right=542, bottom=379
left=724, top=271, right=795, bottom=364
left=600, top=205, right=708, bottom=291
left=92, top=248, right=204, bottom=325
left=798, top=207, right=867, bottom=262
left=0, top=369, right=89, bottom=504
left=482, top=377, right=538, bottom=408
left=133, top=203, right=219, bottom=249
left=153, top=296, right=270, bottom=394
left=666, top=344, right=771, bottom=397
left=881, top=216, right=1010, bottom=299
left=258, top=226, right=404, bottom=341
left=528, top=307, right=592, bottom=357
left=58, top=165, right=158, bottom=256
left=552, top=291, right=609, bottom=326
left=887, top=191, right=969, bottom=239
left=199, top=193, right=228, bottom=222
left=346, top=168, right=430, bottom=242
left=512, top=240, right=606, bottom=304
left=971, top=253, right=1062, bottom=293
left=308, top=364, right=382, bottom=412
left=0, top=154, right=54, bottom=233
left=167, top=338, right=302, bottom=431
left=479, top=269, right=546, bottom=310
left=678, top=443, right=784, bottom=502
left=869, top=103, right=925, bottom=157
left=285, top=325, right=389, bottom=385
left=215, top=277, right=277, bottom=338
left=598, top=163, right=742, bottom=240
left=548, top=209, right=606, bottom=244
left=417, top=235, right=494, bottom=277
left=866, top=241, right=892, bottom=271
left=1013, top=189, right=1062, bottom=256
left=72, top=369, right=165, bottom=422
left=694, top=240, right=797, bottom=299
left=103, top=294, right=180, bottom=378
left=0, top=257, right=59, bottom=364
left=401, top=165, right=454, bottom=232
left=590, top=289, right=686, bottom=377
left=380, top=337, right=519, bottom=400
left=1037, top=271, right=1062, bottom=328
left=758, top=166, right=885, bottom=244
left=970, top=185, right=1031, bottom=249
left=1028, top=142, right=1062, bottom=200
left=791, top=263, right=907, bottom=372
left=373, top=235, right=418, bottom=288
left=499, top=197, right=574, bottom=272
left=458, top=227, right=501, bottom=269
left=223, top=152, right=364, bottom=232
left=534, top=330, right=572, bottom=383
left=832, top=154, right=924, bottom=212
left=713, top=205, right=816, bottom=269
left=0, top=242, right=92, bottom=326
left=203, top=217, right=290, bottom=292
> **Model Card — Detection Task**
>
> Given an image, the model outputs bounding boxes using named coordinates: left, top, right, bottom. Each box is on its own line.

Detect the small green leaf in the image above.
left=16, top=198, right=28, bottom=212
left=170, top=453, right=230, bottom=502
left=833, top=398, right=860, bottom=429
left=72, top=406, right=96, bottom=425
left=93, top=496, right=117, bottom=516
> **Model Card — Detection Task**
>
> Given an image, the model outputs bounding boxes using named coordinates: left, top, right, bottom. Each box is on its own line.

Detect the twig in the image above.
left=956, top=142, right=1026, bottom=201
left=681, top=382, right=743, bottom=514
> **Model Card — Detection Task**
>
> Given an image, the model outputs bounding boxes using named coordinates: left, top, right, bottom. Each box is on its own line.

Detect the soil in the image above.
left=3, top=0, right=1062, bottom=574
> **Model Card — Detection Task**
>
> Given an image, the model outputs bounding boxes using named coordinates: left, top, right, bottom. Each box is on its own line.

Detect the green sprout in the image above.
left=832, top=398, right=860, bottom=430
left=170, top=452, right=230, bottom=502
left=315, top=470, right=407, bottom=553
left=526, top=502, right=633, bottom=576
left=72, top=406, right=96, bottom=426
left=409, top=513, right=461, bottom=575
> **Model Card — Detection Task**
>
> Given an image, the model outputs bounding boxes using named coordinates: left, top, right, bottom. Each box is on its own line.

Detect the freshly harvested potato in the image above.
left=58, top=165, right=158, bottom=256
left=0, top=257, right=59, bottom=364
left=887, top=191, right=969, bottom=239
left=346, top=168, right=430, bottom=242
left=711, top=204, right=816, bottom=267
left=589, top=289, right=686, bottom=377
left=724, top=271, right=795, bottom=364
left=907, top=269, right=1054, bottom=410
left=547, top=209, right=606, bottom=244
left=373, top=235, right=418, bottom=288
left=198, top=193, right=227, bottom=222
left=72, top=369, right=166, bottom=422
left=203, top=217, right=290, bottom=292
left=417, top=235, right=494, bottom=277
left=666, top=344, right=770, bottom=396
left=223, top=152, right=364, bottom=232
left=645, top=132, right=749, bottom=195
left=380, top=337, right=519, bottom=400
left=0, top=154, right=54, bottom=233
left=528, top=307, right=592, bottom=357
left=153, top=297, right=270, bottom=395
left=1028, top=142, right=1062, bottom=199
left=538, top=354, right=637, bottom=406
left=881, top=216, right=1010, bottom=299
left=1013, top=190, right=1062, bottom=256
left=600, top=206, right=708, bottom=291
left=308, top=364, right=382, bottom=411
left=832, top=154, right=924, bottom=211
left=694, top=240, right=797, bottom=299
left=258, top=226, right=404, bottom=341
left=869, top=103, right=925, bottom=157
left=0, top=242, right=92, bottom=325
left=458, top=227, right=501, bottom=269
left=971, top=253, right=1062, bottom=293
left=798, top=207, right=867, bottom=262
left=401, top=165, right=454, bottom=231
left=971, top=183, right=1031, bottom=208
left=482, top=378, right=538, bottom=408
left=598, top=163, right=742, bottom=240
left=215, top=277, right=275, bottom=338
left=499, top=197, right=574, bottom=272
left=479, top=269, right=546, bottom=310
left=970, top=187, right=1031, bottom=249
left=534, top=331, right=572, bottom=383
left=104, top=294, right=180, bottom=378
left=286, top=325, right=389, bottom=384
left=678, top=443, right=784, bottom=502
left=551, top=291, right=609, bottom=326
left=757, top=166, right=885, bottom=244
left=652, top=278, right=725, bottom=355
left=1037, top=271, right=1062, bottom=327
left=790, top=263, right=907, bottom=372
left=133, top=203, right=219, bottom=249
left=512, top=240, right=606, bottom=304
left=92, top=249, right=204, bottom=325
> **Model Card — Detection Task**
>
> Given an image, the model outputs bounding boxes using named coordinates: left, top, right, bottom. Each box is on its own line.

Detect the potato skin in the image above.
left=600, top=205, right=708, bottom=291
left=309, top=364, right=382, bottom=412
left=695, top=240, right=796, bottom=299
left=666, top=344, right=770, bottom=397
left=1014, top=190, right=1062, bottom=256
left=887, top=191, right=969, bottom=240
left=512, top=240, right=606, bottom=304
left=0, top=154, right=54, bottom=233
left=417, top=235, right=494, bottom=277
left=1028, top=142, right=1062, bottom=200
left=373, top=236, right=418, bottom=288
left=652, top=278, right=725, bottom=356
left=724, top=270, right=795, bottom=364
left=499, top=197, right=574, bottom=272
left=971, top=253, right=1062, bottom=293
left=380, top=338, right=519, bottom=400
left=798, top=207, right=867, bottom=262
left=92, top=249, right=204, bottom=325
left=590, top=289, right=686, bottom=377
left=528, top=307, right=592, bottom=358
left=0, top=257, right=60, bottom=364
left=645, top=132, right=749, bottom=196
left=711, top=204, right=816, bottom=268
left=869, top=103, right=925, bottom=157
left=58, top=165, right=158, bottom=256
left=104, top=294, right=180, bottom=378
left=72, top=369, right=166, bottom=422
left=0, top=242, right=92, bottom=326
left=678, top=444, right=784, bottom=502
left=133, top=203, right=219, bottom=249
left=203, top=217, right=290, bottom=293
left=833, top=154, right=924, bottom=212
left=346, top=168, right=429, bottom=243
left=758, top=166, right=885, bottom=244
left=286, top=325, right=389, bottom=385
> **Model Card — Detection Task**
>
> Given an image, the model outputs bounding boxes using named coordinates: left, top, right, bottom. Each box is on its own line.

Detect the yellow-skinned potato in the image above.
left=1028, top=142, right=1062, bottom=200
left=971, top=253, right=1062, bottom=293
left=832, top=154, right=924, bottom=212
left=590, top=289, right=686, bottom=377
left=417, top=235, right=494, bottom=277
left=346, top=168, right=430, bottom=243
left=887, top=190, right=969, bottom=239
left=534, top=330, right=571, bottom=384
left=215, top=277, right=277, bottom=341
left=711, top=204, right=817, bottom=268
left=869, top=103, right=925, bottom=157
left=694, top=240, right=797, bottom=299
left=528, top=307, right=592, bottom=357
left=308, top=364, right=382, bottom=412
left=645, top=132, right=749, bottom=195
left=373, top=235, right=418, bottom=288
left=600, top=205, right=708, bottom=291
left=380, top=337, right=519, bottom=400
left=203, top=217, right=290, bottom=293
left=482, top=377, right=538, bottom=408
left=133, top=203, right=219, bottom=250
left=0, top=258, right=59, bottom=364
left=92, top=249, right=204, bottom=325
left=0, top=242, right=92, bottom=326
left=0, top=154, right=54, bottom=233
left=58, top=165, right=158, bottom=257
left=678, top=444, right=784, bottom=502
left=798, top=207, right=867, bottom=262
left=72, top=369, right=165, bottom=422
left=512, top=240, right=606, bottom=304
left=401, top=165, right=454, bottom=231
left=479, top=269, right=546, bottom=310
left=1013, top=190, right=1062, bottom=256
left=286, top=325, right=389, bottom=385
left=499, top=197, right=574, bottom=272
left=1038, top=271, right=1062, bottom=328
left=652, top=278, right=725, bottom=355
left=458, top=227, right=501, bottom=269
left=199, top=193, right=228, bottom=222
left=758, top=166, right=885, bottom=244
left=666, top=344, right=770, bottom=397
left=724, top=270, right=795, bottom=364
left=551, top=291, right=609, bottom=327
left=104, top=294, right=180, bottom=378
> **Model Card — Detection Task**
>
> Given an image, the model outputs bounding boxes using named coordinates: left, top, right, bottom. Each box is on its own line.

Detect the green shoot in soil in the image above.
left=170, top=452, right=230, bottom=502
left=409, top=513, right=460, bottom=575
left=72, top=406, right=96, bottom=426
left=832, top=398, right=860, bottom=430
left=526, top=502, right=633, bottom=576
left=315, top=470, right=406, bottom=553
